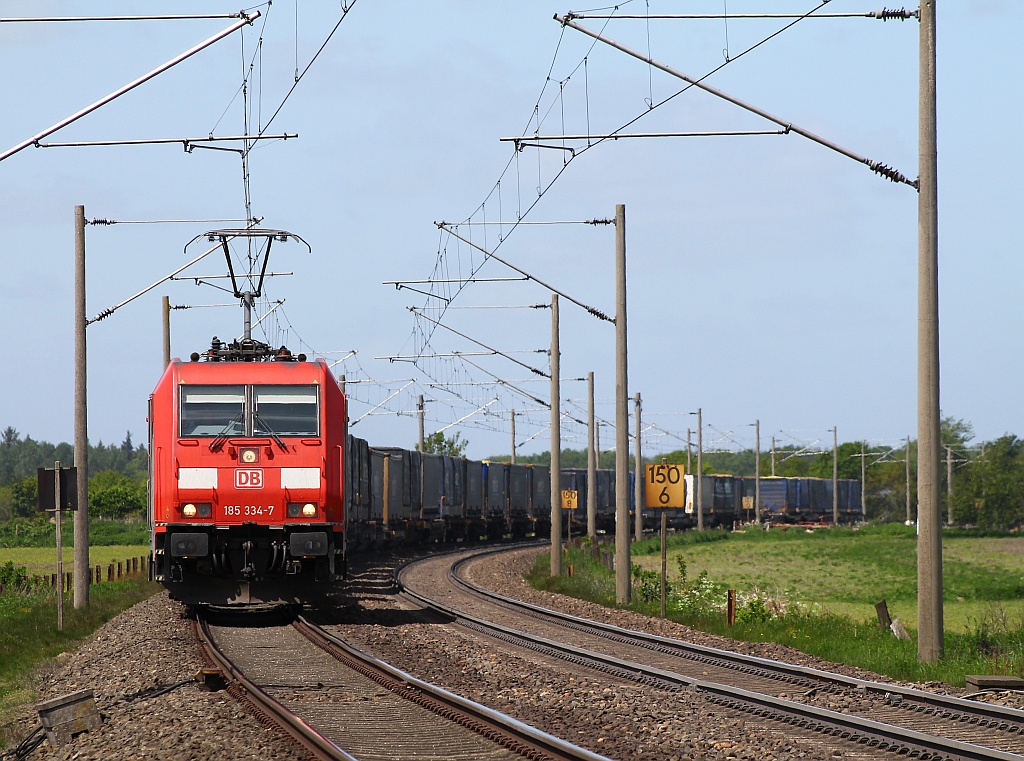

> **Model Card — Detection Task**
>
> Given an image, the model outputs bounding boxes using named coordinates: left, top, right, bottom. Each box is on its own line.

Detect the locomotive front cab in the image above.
left=149, top=354, right=346, bottom=605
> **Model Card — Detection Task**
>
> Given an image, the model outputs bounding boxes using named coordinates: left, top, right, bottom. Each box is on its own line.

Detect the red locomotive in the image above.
left=148, top=229, right=347, bottom=605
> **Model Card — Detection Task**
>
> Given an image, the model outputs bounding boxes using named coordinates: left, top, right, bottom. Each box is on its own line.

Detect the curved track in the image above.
left=397, top=546, right=1024, bottom=761
left=194, top=608, right=610, bottom=761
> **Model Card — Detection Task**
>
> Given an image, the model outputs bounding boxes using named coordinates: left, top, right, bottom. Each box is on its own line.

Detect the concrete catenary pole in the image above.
left=686, top=429, right=692, bottom=473
left=614, top=204, right=630, bottom=604
left=339, top=374, right=346, bottom=395
left=73, top=205, right=89, bottom=610
left=550, top=293, right=562, bottom=576
left=754, top=419, right=761, bottom=521
left=946, top=445, right=953, bottom=526
left=696, top=408, right=704, bottom=532
left=587, top=372, right=597, bottom=540
left=417, top=395, right=425, bottom=453
left=162, top=295, right=171, bottom=369
left=634, top=392, right=643, bottom=541
left=771, top=436, right=776, bottom=477
left=832, top=426, right=839, bottom=525
left=917, top=0, right=943, bottom=664
left=510, top=409, right=516, bottom=464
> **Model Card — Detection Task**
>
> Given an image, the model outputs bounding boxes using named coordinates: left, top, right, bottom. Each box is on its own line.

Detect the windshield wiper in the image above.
left=252, top=412, right=289, bottom=452
left=209, top=410, right=244, bottom=452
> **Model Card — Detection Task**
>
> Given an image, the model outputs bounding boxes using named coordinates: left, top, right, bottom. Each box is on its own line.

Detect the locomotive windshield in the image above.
left=178, top=384, right=319, bottom=437
left=254, top=385, right=319, bottom=436
left=179, top=385, right=245, bottom=436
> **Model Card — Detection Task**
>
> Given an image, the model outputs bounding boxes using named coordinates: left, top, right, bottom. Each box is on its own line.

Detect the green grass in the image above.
left=0, top=517, right=148, bottom=548
left=633, top=523, right=1024, bottom=631
left=0, top=571, right=161, bottom=746
left=529, top=527, right=1024, bottom=687
left=0, top=546, right=149, bottom=578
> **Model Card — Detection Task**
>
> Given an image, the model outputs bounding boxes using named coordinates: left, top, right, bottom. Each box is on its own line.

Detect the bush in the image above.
left=0, top=561, right=27, bottom=590
left=89, top=471, right=146, bottom=519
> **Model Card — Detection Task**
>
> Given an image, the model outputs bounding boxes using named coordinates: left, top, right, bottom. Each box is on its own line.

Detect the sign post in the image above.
left=38, top=463, right=78, bottom=632
left=561, top=489, right=578, bottom=543
left=645, top=462, right=685, bottom=618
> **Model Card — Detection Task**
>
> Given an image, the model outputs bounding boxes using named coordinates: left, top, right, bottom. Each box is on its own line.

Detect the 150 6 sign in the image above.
left=645, top=463, right=685, bottom=508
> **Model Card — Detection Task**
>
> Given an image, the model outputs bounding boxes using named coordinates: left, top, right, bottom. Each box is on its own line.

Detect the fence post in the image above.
left=727, top=589, right=737, bottom=627
left=95, top=565, right=101, bottom=584
left=107, top=564, right=114, bottom=582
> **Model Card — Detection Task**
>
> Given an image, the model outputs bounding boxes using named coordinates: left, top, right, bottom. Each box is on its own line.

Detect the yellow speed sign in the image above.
left=645, top=463, right=685, bottom=508
left=561, top=489, right=578, bottom=509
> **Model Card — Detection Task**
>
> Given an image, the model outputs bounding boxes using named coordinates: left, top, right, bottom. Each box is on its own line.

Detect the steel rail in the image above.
left=396, top=553, right=1024, bottom=761
left=192, top=616, right=359, bottom=761
left=446, top=550, right=1024, bottom=729
left=292, top=615, right=613, bottom=761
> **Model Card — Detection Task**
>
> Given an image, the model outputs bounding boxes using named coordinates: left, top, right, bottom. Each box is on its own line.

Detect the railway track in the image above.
left=193, top=606, right=610, bottom=761
left=396, top=546, right=1024, bottom=761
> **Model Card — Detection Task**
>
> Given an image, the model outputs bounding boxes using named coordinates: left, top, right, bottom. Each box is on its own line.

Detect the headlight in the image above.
left=182, top=503, right=198, bottom=518
left=287, top=502, right=319, bottom=518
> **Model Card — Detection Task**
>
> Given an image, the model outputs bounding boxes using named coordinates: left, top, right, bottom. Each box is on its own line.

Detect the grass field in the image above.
left=0, top=546, right=149, bottom=579
left=529, top=524, right=1024, bottom=686
left=0, top=544, right=159, bottom=747
left=632, top=524, right=1024, bottom=632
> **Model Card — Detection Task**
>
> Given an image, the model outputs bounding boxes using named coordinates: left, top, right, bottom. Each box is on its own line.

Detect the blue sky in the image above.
left=0, top=0, right=1020, bottom=459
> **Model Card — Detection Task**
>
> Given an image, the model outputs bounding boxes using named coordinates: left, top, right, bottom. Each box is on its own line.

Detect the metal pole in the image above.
left=634, top=392, right=643, bottom=541
left=946, top=445, right=953, bottom=526
left=906, top=436, right=912, bottom=523
left=510, top=409, right=516, bottom=464
left=418, top=395, right=425, bottom=452
left=0, top=13, right=258, bottom=164
left=696, top=408, right=704, bottom=532
left=832, top=426, right=839, bottom=525
left=771, top=436, right=776, bottom=477
left=55, top=462, right=63, bottom=631
left=754, top=419, right=761, bottom=522
left=242, top=293, right=253, bottom=341
left=660, top=506, right=668, bottom=619
left=587, top=371, right=597, bottom=541
left=862, top=441, right=867, bottom=519
left=73, top=205, right=89, bottom=610
left=917, top=0, right=943, bottom=664
left=595, top=422, right=601, bottom=467
left=614, top=204, right=630, bottom=604
left=550, top=294, right=562, bottom=576
left=162, top=295, right=171, bottom=369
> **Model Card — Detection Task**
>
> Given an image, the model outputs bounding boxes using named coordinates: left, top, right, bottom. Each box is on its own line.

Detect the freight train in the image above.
left=147, top=336, right=864, bottom=605
left=147, top=230, right=867, bottom=604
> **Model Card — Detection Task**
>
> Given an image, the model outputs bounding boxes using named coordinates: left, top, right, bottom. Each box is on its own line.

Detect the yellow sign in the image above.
left=742, top=496, right=754, bottom=511
left=644, top=463, right=685, bottom=508
left=561, top=489, right=578, bottom=509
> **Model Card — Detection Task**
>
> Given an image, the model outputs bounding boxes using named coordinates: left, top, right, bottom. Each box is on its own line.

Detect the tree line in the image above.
left=0, top=427, right=147, bottom=521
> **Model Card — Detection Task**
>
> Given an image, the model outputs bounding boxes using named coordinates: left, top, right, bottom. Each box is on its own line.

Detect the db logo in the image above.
left=235, top=469, right=263, bottom=489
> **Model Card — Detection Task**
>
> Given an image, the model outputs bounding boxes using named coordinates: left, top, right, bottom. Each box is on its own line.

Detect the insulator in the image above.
left=872, top=7, right=917, bottom=21
left=869, top=161, right=919, bottom=190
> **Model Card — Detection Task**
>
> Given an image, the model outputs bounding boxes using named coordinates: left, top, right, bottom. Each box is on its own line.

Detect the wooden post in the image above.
left=727, top=590, right=737, bottom=626
left=95, top=565, right=101, bottom=584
